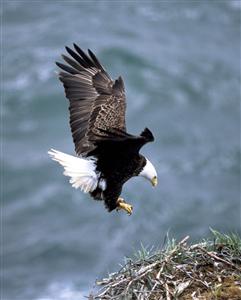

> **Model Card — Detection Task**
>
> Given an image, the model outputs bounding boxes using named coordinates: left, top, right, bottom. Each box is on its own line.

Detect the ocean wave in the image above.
left=228, top=0, right=241, bottom=10
left=37, top=282, right=88, bottom=300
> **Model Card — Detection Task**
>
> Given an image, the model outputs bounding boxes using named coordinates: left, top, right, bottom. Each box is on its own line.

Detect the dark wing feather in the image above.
left=56, top=44, right=126, bottom=156
left=89, top=127, right=154, bottom=157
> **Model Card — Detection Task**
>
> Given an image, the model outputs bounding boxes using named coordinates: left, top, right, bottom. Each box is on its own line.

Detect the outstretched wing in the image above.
left=56, top=44, right=126, bottom=156
left=89, top=127, right=154, bottom=157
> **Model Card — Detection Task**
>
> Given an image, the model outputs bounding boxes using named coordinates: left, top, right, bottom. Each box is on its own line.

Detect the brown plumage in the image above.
left=56, top=43, right=126, bottom=156
left=51, top=44, right=157, bottom=213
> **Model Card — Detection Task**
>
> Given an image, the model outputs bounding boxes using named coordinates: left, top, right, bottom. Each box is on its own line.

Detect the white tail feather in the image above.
left=48, top=149, right=99, bottom=193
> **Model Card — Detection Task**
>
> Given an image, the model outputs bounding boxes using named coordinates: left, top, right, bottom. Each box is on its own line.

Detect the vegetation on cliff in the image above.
left=90, top=229, right=241, bottom=300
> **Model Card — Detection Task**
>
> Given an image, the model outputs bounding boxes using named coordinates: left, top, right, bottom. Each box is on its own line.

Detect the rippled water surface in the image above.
left=2, top=1, right=240, bottom=299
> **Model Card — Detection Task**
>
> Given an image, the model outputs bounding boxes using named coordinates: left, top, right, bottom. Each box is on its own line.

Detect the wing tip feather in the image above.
left=140, top=127, right=154, bottom=142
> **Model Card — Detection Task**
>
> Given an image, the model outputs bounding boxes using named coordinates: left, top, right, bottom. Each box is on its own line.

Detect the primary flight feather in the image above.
left=48, top=44, right=157, bottom=214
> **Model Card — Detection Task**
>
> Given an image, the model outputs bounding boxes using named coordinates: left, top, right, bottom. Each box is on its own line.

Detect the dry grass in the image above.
left=89, top=229, right=241, bottom=300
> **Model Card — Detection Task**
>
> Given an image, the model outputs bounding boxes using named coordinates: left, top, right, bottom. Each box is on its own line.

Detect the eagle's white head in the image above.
left=139, top=157, right=158, bottom=187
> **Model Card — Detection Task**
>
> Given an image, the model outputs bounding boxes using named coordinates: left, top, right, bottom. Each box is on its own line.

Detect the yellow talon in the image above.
left=116, top=198, right=133, bottom=215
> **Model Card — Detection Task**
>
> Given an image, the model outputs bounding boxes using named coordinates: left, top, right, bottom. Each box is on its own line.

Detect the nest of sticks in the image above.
left=89, top=230, right=241, bottom=300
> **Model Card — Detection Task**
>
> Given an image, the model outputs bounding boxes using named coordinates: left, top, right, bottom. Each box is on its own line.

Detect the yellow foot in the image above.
left=116, top=198, right=133, bottom=215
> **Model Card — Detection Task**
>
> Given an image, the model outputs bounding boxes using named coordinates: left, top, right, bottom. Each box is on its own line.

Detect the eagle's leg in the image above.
left=116, top=198, right=133, bottom=215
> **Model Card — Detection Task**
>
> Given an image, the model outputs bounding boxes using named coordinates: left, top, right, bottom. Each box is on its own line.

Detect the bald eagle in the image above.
left=48, top=44, right=157, bottom=214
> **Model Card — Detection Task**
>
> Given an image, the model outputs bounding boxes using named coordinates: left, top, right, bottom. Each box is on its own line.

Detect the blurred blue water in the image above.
left=2, top=1, right=240, bottom=299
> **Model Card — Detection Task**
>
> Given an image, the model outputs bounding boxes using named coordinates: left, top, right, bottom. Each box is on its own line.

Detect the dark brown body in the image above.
left=90, top=151, right=146, bottom=211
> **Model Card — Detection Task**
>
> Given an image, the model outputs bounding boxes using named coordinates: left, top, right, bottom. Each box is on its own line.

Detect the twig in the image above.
left=197, top=246, right=241, bottom=271
left=165, top=283, right=172, bottom=300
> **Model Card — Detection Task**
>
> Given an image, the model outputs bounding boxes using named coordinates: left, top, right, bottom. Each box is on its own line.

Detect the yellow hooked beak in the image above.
left=151, top=176, right=158, bottom=187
